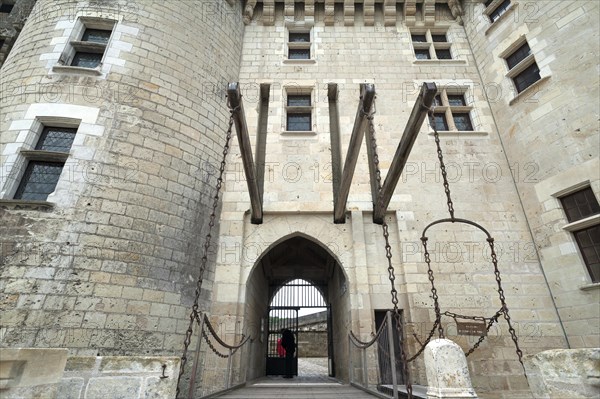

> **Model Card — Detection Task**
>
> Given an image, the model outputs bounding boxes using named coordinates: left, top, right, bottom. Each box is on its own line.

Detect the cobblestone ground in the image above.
left=298, top=357, right=329, bottom=378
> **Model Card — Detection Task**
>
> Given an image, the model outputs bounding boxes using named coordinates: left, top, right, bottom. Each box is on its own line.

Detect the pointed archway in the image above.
left=243, top=235, right=350, bottom=382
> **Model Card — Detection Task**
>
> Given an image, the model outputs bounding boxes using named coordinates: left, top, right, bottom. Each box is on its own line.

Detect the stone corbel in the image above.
left=404, top=0, right=417, bottom=26
left=448, top=0, right=465, bottom=25
left=423, top=0, right=436, bottom=25
left=364, top=0, right=375, bottom=26
left=384, top=0, right=397, bottom=26
left=263, top=0, right=275, bottom=25
left=344, top=0, right=354, bottom=26
left=305, top=0, right=315, bottom=18
left=324, top=0, right=335, bottom=26
left=285, top=0, right=295, bottom=20
left=243, top=0, right=257, bottom=25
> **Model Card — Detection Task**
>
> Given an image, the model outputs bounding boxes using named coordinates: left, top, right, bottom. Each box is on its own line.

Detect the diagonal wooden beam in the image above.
left=334, top=84, right=376, bottom=224
left=373, top=82, right=437, bottom=224
left=227, top=82, right=263, bottom=224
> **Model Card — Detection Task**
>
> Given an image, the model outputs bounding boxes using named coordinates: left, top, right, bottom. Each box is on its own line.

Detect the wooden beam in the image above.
left=373, top=82, right=437, bottom=224
left=227, top=82, right=263, bottom=224
left=328, top=83, right=342, bottom=211
left=334, top=84, right=376, bottom=224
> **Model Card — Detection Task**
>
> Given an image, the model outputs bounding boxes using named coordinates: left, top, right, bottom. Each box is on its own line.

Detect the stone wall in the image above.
left=0, top=349, right=179, bottom=399
left=298, top=331, right=328, bottom=357
left=524, top=348, right=600, bottom=398
left=0, top=0, right=37, bottom=67
left=208, top=2, right=568, bottom=397
left=462, top=0, right=599, bottom=349
left=0, top=0, right=244, bottom=361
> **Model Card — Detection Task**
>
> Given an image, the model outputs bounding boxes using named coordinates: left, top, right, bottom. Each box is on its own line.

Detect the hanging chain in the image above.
left=366, top=109, right=412, bottom=399
left=421, top=237, right=444, bottom=339
left=428, top=108, right=455, bottom=220
left=176, top=107, right=236, bottom=397
left=488, top=238, right=525, bottom=370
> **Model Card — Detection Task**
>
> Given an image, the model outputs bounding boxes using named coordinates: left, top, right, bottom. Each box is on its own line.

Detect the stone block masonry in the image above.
left=0, top=0, right=244, bottom=361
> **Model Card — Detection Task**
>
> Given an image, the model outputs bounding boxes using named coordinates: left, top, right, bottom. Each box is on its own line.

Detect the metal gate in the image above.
left=266, top=279, right=331, bottom=376
left=266, top=306, right=299, bottom=376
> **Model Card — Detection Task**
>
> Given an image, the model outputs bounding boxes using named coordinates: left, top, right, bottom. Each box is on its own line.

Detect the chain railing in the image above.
left=349, top=311, right=407, bottom=399
left=185, top=313, right=252, bottom=398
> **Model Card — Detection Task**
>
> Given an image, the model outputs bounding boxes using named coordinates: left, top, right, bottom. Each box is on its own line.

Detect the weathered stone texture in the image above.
left=462, top=0, right=600, bottom=349
left=1, top=0, right=244, bottom=356
left=524, top=348, right=600, bottom=398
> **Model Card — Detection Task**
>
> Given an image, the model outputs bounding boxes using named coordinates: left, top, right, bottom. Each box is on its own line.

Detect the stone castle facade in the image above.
left=0, top=1, right=598, bottom=397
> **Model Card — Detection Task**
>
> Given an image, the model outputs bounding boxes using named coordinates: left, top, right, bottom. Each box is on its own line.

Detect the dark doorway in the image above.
left=374, top=310, right=405, bottom=385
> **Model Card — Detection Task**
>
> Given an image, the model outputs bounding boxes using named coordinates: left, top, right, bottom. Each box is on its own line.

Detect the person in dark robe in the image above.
left=280, top=328, right=295, bottom=378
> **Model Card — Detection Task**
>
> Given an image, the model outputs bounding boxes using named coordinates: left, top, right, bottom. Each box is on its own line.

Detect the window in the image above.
left=285, top=89, right=313, bottom=132
left=504, top=41, right=541, bottom=94
left=14, top=126, right=77, bottom=201
left=560, top=187, right=600, bottom=283
left=0, top=2, right=14, bottom=14
left=485, top=0, right=511, bottom=23
left=57, top=18, right=115, bottom=70
left=286, top=27, right=312, bottom=61
left=71, top=27, right=112, bottom=68
left=430, top=89, right=474, bottom=132
left=411, top=29, right=452, bottom=61
left=288, top=32, right=311, bottom=59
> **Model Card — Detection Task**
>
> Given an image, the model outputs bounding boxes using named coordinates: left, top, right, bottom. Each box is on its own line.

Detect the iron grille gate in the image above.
left=266, top=279, right=333, bottom=376
left=266, top=306, right=299, bottom=376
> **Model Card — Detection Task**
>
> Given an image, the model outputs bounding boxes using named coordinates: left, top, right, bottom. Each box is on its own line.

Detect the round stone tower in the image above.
left=0, top=0, right=244, bottom=356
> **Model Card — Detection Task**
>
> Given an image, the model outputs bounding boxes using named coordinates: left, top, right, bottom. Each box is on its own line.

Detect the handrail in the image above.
left=349, top=314, right=388, bottom=349
left=203, top=314, right=252, bottom=350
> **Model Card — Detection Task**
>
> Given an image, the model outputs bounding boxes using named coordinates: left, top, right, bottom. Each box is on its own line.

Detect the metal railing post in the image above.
left=348, top=335, right=354, bottom=384
left=362, top=347, right=368, bottom=388
left=188, top=315, right=206, bottom=399
left=226, top=348, right=233, bottom=389
left=386, top=311, right=399, bottom=399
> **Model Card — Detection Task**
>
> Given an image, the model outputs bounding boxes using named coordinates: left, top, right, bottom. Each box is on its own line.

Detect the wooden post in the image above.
left=334, top=83, right=376, bottom=223
left=373, top=82, right=437, bottom=224
left=227, top=82, right=263, bottom=224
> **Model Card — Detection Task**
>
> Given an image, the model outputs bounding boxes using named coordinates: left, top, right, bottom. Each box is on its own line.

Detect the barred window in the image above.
left=504, top=40, right=541, bottom=94
left=13, top=126, right=77, bottom=201
left=411, top=29, right=453, bottom=61
left=560, top=187, right=600, bottom=283
left=430, top=89, right=474, bottom=132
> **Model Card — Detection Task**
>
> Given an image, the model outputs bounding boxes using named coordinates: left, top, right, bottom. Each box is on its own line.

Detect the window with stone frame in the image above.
left=288, top=31, right=311, bottom=60
left=13, top=126, right=77, bottom=201
left=57, top=18, right=115, bottom=70
left=484, top=0, right=511, bottom=23
left=503, top=41, right=541, bottom=94
left=411, top=29, right=452, bottom=60
left=285, top=88, right=313, bottom=132
left=430, top=89, right=474, bottom=132
left=559, top=186, right=600, bottom=283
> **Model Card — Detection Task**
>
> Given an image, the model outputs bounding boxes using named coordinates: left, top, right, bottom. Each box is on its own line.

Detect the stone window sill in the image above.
left=52, top=65, right=102, bottom=76
left=427, top=131, right=488, bottom=138
left=281, top=130, right=317, bottom=137
left=580, top=282, right=600, bottom=291
left=563, top=214, right=600, bottom=232
left=508, top=75, right=550, bottom=106
left=413, top=59, right=467, bottom=65
left=283, top=59, right=316, bottom=65
left=0, top=199, right=54, bottom=210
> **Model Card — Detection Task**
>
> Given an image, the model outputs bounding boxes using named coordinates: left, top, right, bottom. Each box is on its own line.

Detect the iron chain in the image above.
left=176, top=108, right=235, bottom=397
left=366, top=111, right=412, bottom=399
left=428, top=109, right=455, bottom=220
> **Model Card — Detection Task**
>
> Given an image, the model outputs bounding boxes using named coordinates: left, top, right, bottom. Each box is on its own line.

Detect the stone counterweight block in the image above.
left=424, top=339, right=478, bottom=398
